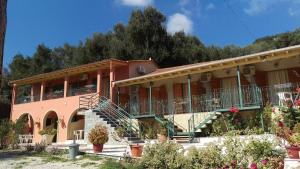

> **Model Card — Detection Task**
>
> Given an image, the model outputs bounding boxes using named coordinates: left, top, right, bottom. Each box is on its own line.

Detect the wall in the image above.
left=128, top=61, right=157, bottom=78
left=11, top=93, right=92, bottom=143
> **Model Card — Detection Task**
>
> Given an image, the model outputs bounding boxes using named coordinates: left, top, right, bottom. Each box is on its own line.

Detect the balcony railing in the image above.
left=15, top=95, right=40, bottom=104
left=261, top=82, right=300, bottom=106
left=126, top=85, right=262, bottom=116
left=68, top=85, right=96, bottom=96
left=44, top=90, right=64, bottom=100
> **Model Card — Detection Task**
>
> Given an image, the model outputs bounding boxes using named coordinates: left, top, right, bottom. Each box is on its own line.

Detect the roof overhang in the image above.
left=114, top=45, right=300, bottom=87
left=10, top=59, right=127, bottom=86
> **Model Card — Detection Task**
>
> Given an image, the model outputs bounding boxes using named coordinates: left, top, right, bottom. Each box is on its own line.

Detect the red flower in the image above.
left=296, top=99, right=300, bottom=106
left=261, top=159, right=268, bottom=165
left=278, top=121, right=284, bottom=128
left=250, top=162, right=258, bottom=169
left=223, top=165, right=229, bottom=169
left=231, top=160, right=237, bottom=166
left=288, top=103, right=293, bottom=108
left=230, top=106, right=239, bottom=113
left=296, top=87, right=300, bottom=93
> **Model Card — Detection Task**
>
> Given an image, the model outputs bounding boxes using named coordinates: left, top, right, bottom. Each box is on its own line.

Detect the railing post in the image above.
left=187, top=75, right=194, bottom=128
left=149, top=82, right=153, bottom=115
left=237, top=66, right=244, bottom=108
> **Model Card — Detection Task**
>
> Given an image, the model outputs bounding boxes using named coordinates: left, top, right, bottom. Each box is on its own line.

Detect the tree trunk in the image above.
left=0, top=0, right=7, bottom=75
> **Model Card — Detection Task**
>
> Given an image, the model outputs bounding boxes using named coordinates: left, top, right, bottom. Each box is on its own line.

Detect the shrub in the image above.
left=139, top=141, right=185, bottom=169
left=0, top=119, right=12, bottom=148
left=38, top=128, right=57, bottom=135
left=185, top=144, right=223, bottom=169
left=88, top=124, right=108, bottom=145
left=34, top=142, right=46, bottom=152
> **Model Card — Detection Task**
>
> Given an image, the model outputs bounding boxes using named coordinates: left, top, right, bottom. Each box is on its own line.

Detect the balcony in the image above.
left=126, top=85, right=262, bottom=117
left=261, top=82, right=300, bottom=106
left=68, top=85, right=96, bottom=96
left=44, top=90, right=64, bottom=100
left=15, top=95, right=40, bottom=104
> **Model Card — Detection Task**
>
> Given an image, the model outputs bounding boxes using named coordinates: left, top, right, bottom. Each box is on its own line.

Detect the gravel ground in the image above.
left=0, top=150, right=104, bottom=169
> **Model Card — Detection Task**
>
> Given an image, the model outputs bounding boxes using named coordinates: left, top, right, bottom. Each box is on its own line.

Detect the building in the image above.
left=10, top=45, right=300, bottom=144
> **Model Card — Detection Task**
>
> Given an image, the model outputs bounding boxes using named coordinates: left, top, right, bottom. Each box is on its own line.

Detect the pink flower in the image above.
left=231, top=160, right=237, bottom=166
left=223, top=165, right=229, bottom=169
left=230, top=106, right=239, bottom=113
left=261, top=159, right=268, bottom=165
left=296, top=99, right=300, bottom=106
left=250, top=162, right=258, bottom=169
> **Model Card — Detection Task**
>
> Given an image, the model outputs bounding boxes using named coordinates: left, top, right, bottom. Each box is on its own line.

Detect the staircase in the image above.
left=80, top=93, right=144, bottom=144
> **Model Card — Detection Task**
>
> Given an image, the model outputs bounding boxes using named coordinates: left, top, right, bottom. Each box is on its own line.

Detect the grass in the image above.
left=83, top=154, right=103, bottom=161
left=42, top=156, right=68, bottom=163
left=81, top=162, right=97, bottom=168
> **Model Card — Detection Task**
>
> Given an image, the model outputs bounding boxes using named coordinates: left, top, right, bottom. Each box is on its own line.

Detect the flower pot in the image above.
left=286, top=146, right=300, bottom=159
left=130, top=144, right=143, bottom=157
left=93, top=144, right=104, bottom=153
left=42, top=134, right=55, bottom=145
left=157, top=134, right=167, bottom=143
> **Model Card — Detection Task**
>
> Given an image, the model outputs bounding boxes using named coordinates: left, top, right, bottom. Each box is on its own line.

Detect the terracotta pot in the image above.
left=93, top=144, right=104, bottom=153
left=130, top=144, right=143, bottom=157
left=157, top=134, right=167, bottom=143
left=286, top=146, right=300, bottom=159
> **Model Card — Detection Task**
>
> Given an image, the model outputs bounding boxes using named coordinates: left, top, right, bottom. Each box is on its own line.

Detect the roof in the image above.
left=10, top=59, right=127, bottom=85
left=114, top=44, right=300, bottom=87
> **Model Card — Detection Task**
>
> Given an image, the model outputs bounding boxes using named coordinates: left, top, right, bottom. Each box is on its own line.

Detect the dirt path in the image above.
left=0, top=150, right=103, bottom=169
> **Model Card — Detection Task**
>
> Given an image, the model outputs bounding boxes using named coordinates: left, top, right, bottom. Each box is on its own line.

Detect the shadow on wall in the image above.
left=0, top=102, right=10, bottom=119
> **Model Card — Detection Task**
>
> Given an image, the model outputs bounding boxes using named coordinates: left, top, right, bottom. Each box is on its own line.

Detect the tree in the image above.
left=0, top=0, right=7, bottom=75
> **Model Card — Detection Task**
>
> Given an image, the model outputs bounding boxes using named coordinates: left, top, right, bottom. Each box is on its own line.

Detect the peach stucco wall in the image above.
left=11, top=93, right=92, bottom=143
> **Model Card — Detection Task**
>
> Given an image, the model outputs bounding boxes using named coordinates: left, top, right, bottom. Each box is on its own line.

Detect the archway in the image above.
left=67, top=109, right=86, bottom=140
left=43, top=111, right=58, bottom=143
left=18, top=113, right=34, bottom=135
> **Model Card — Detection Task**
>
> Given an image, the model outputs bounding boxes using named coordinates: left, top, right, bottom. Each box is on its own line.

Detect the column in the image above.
left=12, top=84, right=17, bottom=105
left=237, top=66, right=243, bottom=108
left=187, top=75, right=194, bottom=127
left=109, top=63, right=116, bottom=101
left=97, top=69, right=102, bottom=94
left=30, top=85, right=34, bottom=101
left=64, top=76, right=69, bottom=98
left=149, top=82, right=153, bottom=115
left=40, top=82, right=45, bottom=101
left=117, top=87, right=120, bottom=106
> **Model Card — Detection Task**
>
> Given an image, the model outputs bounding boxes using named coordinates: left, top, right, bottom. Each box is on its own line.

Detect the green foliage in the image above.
left=100, top=159, right=124, bottom=169
left=185, top=144, right=223, bottom=169
left=38, top=128, right=57, bottom=135
left=139, top=142, right=185, bottom=169
left=0, top=118, right=26, bottom=149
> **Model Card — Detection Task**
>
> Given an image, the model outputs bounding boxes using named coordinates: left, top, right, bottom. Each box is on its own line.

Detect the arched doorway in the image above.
left=67, top=109, right=85, bottom=140
left=43, top=111, right=58, bottom=143
left=18, top=113, right=34, bottom=135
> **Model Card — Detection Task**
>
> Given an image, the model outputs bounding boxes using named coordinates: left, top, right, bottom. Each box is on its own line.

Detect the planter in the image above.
left=157, top=134, right=167, bottom=143
left=93, top=144, right=104, bottom=153
left=41, top=134, right=55, bottom=145
left=286, top=146, right=300, bottom=159
left=130, top=144, right=143, bottom=157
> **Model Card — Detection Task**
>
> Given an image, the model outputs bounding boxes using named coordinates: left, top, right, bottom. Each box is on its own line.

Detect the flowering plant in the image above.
left=88, top=124, right=109, bottom=145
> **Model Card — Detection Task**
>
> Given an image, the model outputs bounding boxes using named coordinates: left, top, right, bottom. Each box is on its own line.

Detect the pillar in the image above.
left=149, top=82, right=153, bottom=115
left=109, top=63, right=116, bottom=101
left=31, top=85, right=34, bottom=101
left=40, top=82, right=45, bottom=101
left=97, top=69, right=102, bottom=94
left=64, top=76, right=69, bottom=98
left=187, top=75, right=194, bottom=127
left=237, top=66, right=243, bottom=108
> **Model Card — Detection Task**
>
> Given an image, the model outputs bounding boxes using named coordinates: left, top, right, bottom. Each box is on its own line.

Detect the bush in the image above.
left=139, top=141, right=185, bottom=169
left=185, top=144, right=223, bottom=169
left=88, top=124, right=108, bottom=145
left=0, top=119, right=26, bottom=149
left=34, top=142, right=46, bottom=152
left=39, top=128, right=57, bottom=135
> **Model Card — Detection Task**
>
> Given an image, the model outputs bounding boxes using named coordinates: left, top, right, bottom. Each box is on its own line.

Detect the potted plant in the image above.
left=130, top=143, right=143, bottom=157
left=39, top=128, right=57, bottom=145
left=157, top=121, right=168, bottom=143
left=275, top=121, right=300, bottom=159
left=88, top=124, right=108, bottom=153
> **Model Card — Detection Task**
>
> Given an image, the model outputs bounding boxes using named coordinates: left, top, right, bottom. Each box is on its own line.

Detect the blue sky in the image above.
left=3, top=0, right=300, bottom=68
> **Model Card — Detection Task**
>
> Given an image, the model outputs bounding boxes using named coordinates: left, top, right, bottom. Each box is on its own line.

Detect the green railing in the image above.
left=261, top=82, right=300, bottom=106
